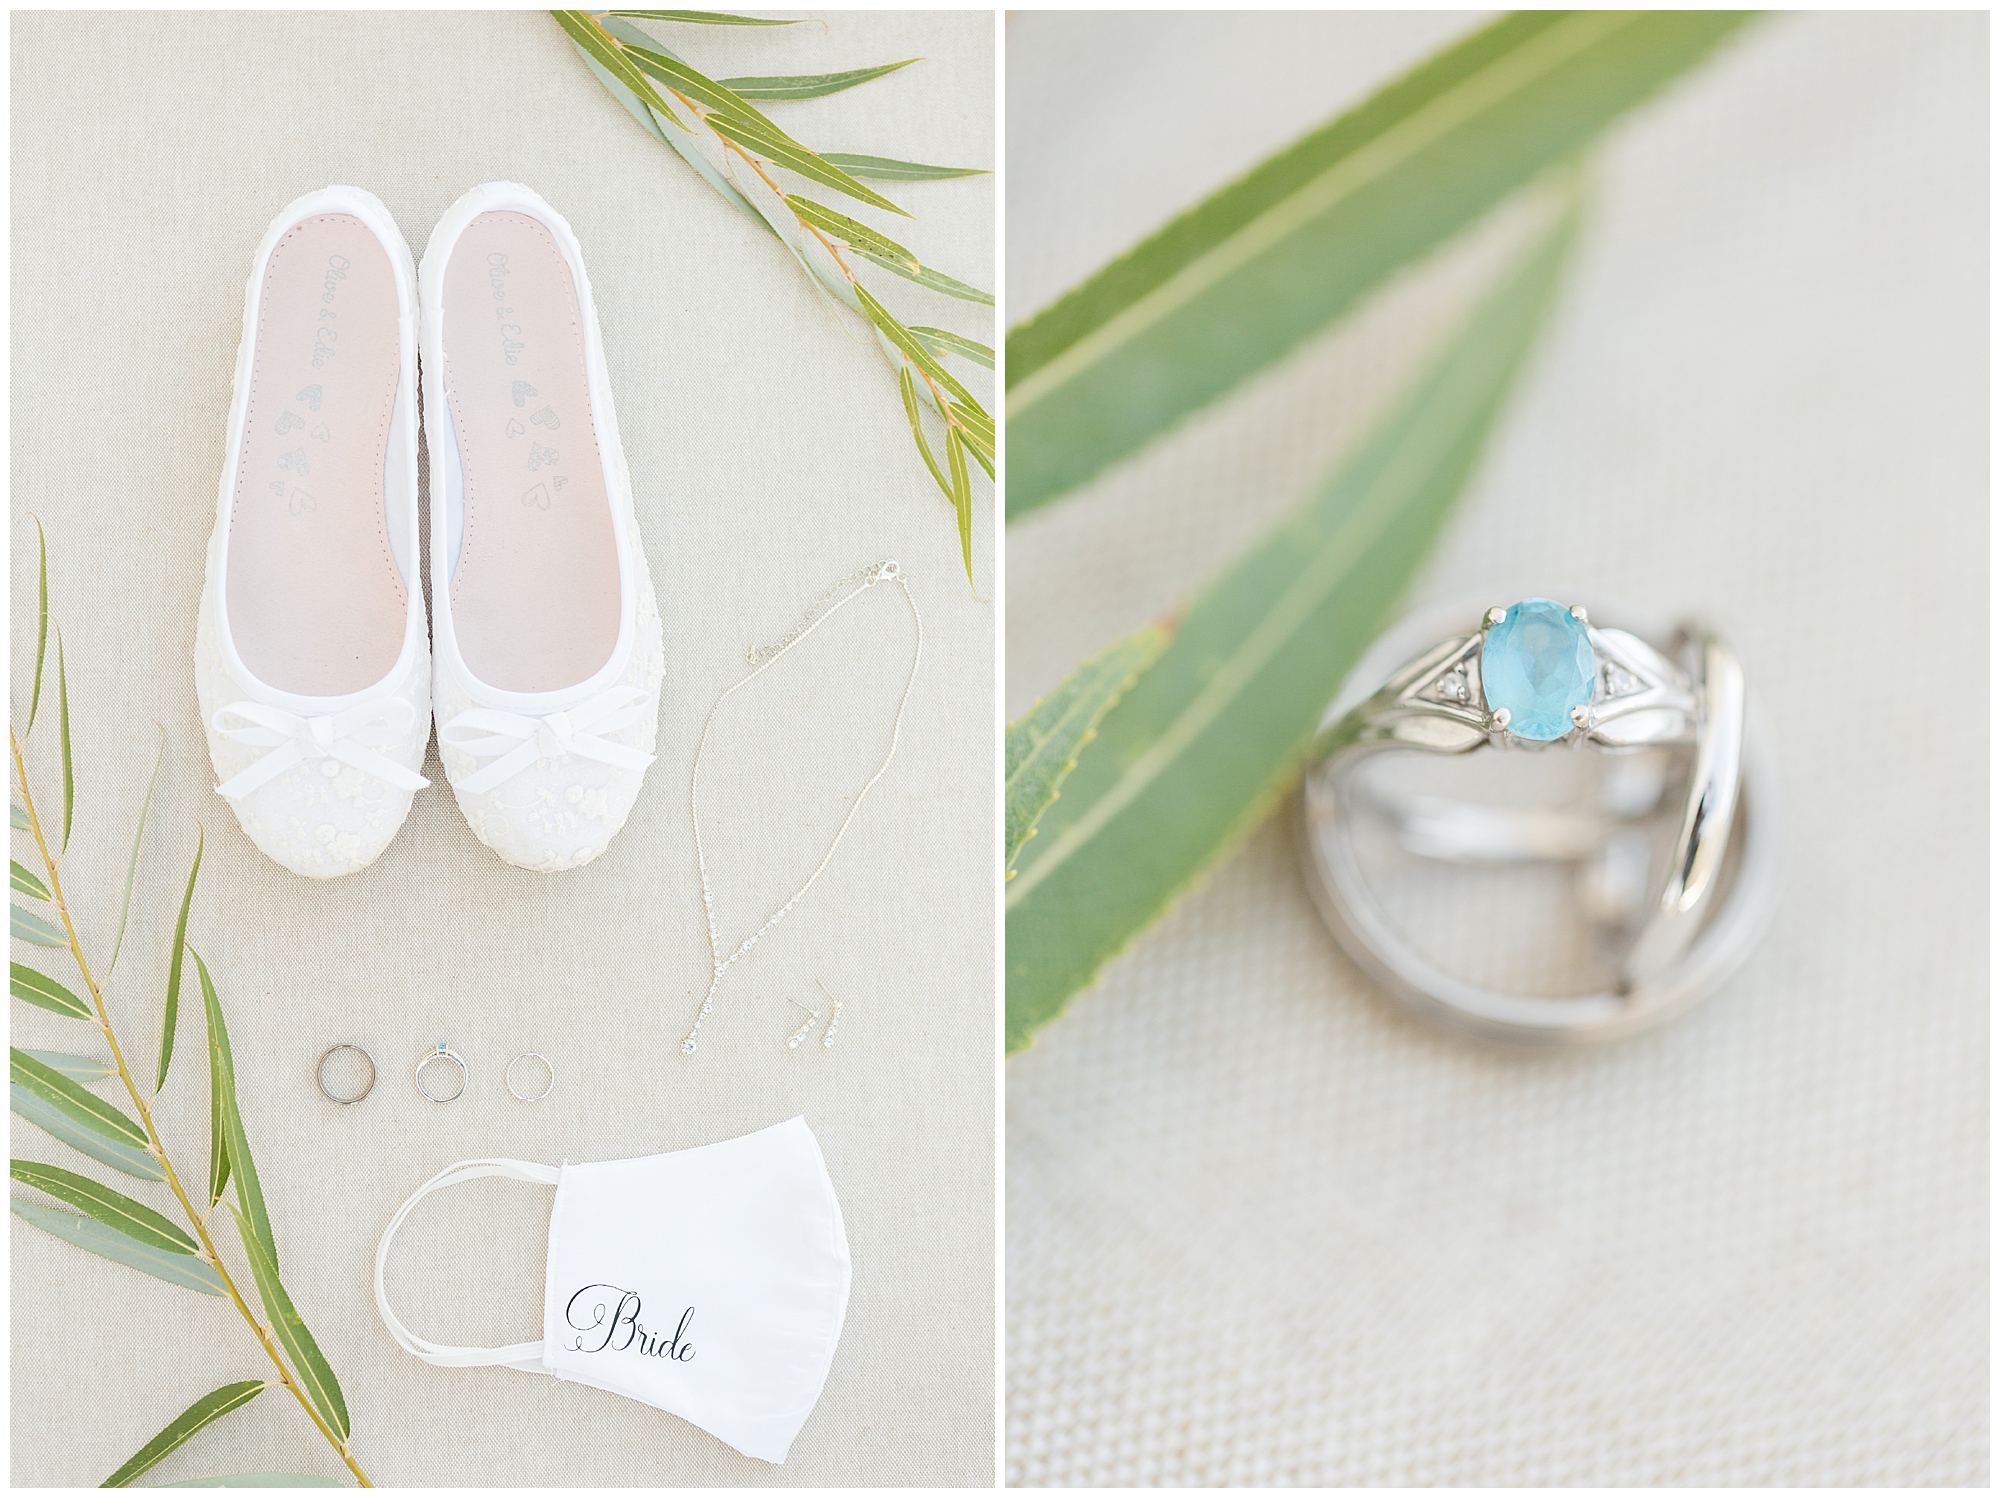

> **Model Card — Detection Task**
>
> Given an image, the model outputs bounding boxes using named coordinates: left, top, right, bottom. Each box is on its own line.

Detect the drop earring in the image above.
left=817, top=980, right=844, bottom=1049
left=784, top=996, right=822, bottom=1052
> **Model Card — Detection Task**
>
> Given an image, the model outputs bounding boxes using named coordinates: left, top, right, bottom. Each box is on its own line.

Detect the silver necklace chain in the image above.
left=681, top=560, right=921, bottom=1055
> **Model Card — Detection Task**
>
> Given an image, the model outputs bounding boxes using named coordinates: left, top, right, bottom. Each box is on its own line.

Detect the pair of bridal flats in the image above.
left=194, top=182, right=664, bottom=878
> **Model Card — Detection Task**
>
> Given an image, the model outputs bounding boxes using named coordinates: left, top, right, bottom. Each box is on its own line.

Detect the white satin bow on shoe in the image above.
left=439, top=688, right=656, bottom=795
left=212, top=700, right=431, bottom=800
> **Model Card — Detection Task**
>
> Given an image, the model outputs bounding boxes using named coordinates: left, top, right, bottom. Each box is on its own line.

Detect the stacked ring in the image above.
left=1298, top=596, right=1783, bottom=1045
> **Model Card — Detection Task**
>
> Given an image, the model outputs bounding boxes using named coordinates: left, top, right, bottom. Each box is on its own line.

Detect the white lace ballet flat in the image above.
left=194, top=185, right=430, bottom=879
left=420, top=181, right=663, bottom=873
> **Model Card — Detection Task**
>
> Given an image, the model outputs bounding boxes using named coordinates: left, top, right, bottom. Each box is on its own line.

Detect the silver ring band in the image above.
left=315, top=1042, right=376, bottom=1105
left=504, top=1051, right=554, bottom=1103
left=414, top=1042, right=468, bottom=1103
left=1298, top=597, right=1783, bottom=1045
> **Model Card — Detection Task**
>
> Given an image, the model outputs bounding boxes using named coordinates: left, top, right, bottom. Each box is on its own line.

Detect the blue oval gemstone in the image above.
left=1480, top=599, right=1595, bottom=741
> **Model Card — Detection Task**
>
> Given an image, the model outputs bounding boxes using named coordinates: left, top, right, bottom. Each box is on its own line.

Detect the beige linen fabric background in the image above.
left=1006, top=11, right=1986, bottom=1487
left=11, top=10, right=993, bottom=1487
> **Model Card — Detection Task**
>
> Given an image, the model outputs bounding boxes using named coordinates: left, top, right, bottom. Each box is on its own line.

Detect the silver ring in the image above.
left=414, top=1041, right=468, bottom=1103
left=505, top=1051, right=554, bottom=1103
left=1298, top=596, right=1783, bottom=1046
left=315, top=1042, right=376, bottom=1105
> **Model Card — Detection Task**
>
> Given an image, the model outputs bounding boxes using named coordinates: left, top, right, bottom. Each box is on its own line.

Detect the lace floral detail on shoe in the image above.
left=436, top=547, right=665, bottom=873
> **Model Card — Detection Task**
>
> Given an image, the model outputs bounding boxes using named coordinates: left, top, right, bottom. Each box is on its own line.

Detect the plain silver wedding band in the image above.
left=505, top=1051, right=554, bottom=1103
left=315, top=1042, right=377, bottom=1105
left=1297, top=597, right=1783, bottom=1046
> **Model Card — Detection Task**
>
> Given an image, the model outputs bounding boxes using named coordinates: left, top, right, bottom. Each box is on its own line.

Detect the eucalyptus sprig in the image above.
left=553, top=9, right=995, bottom=583
left=10, top=522, right=364, bottom=1488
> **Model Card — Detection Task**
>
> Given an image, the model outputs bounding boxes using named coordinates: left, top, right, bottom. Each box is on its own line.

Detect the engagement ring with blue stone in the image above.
left=1298, top=597, right=1781, bottom=1045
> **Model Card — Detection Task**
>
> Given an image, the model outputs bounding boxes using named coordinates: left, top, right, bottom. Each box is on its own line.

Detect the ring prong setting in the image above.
left=1571, top=703, right=1594, bottom=731
left=1486, top=706, right=1511, bottom=732
left=1570, top=603, right=1589, bottom=623
left=1484, top=606, right=1508, bottom=628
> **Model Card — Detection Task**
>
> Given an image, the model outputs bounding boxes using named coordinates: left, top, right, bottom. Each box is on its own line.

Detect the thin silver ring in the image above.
left=315, top=1042, right=376, bottom=1105
left=414, top=1042, right=468, bottom=1103
left=504, top=1051, right=554, bottom=1103
left=1299, top=596, right=1783, bottom=1046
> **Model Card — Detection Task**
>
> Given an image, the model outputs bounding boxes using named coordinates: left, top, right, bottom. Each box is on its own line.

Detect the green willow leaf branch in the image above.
left=557, top=10, right=993, bottom=582
left=8, top=721, right=371, bottom=1485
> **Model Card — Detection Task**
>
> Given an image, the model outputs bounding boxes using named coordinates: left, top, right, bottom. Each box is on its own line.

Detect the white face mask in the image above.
left=375, top=1117, right=851, bottom=1464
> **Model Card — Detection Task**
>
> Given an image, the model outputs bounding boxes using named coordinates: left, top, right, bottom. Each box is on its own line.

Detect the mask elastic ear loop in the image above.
left=375, top=1157, right=560, bottom=1375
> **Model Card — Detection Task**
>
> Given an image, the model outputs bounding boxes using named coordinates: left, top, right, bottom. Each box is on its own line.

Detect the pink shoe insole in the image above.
left=226, top=214, right=406, bottom=697
left=442, top=211, right=620, bottom=694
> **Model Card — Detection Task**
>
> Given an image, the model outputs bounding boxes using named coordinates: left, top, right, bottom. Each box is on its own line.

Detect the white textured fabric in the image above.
left=11, top=10, right=992, bottom=1487
left=375, top=1119, right=851, bottom=1465
left=1007, top=11, right=1986, bottom=1487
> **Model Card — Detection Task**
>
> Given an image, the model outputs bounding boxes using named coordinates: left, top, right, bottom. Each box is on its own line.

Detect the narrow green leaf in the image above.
left=11, top=859, right=50, bottom=900
left=579, top=23, right=761, bottom=221
left=12, top=904, right=66, bottom=947
left=950, top=399, right=995, bottom=450
left=855, top=283, right=978, bottom=410
left=579, top=42, right=671, bottom=144
left=910, top=326, right=994, bottom=369
left=10, top=1199, right=220, bottom=1293
left=10, top=1085, right=161, bottom=1179
left=21, top=1049, right=112, bottom=1082
left=158, top=827, right=203, bottom=1094
left=10, top=803, right=28, bottom=830
left=958, top=417, right=995, bottom=481
left=227, top=1203, right=349, bottom=1441
left=101, top=1382, right=266, bottom=1488
left=945, top=426, right=973, bottom=583
left=1004, top=10, right=1754, bottom=519
left=27, top=516, right=48, bottom=734
left=619, top=36, right=790, bottom=132
left=57, top=628, right=73, bottom=849
left=850, top=246, right=993, bottom=305
left=821, top=151, right=988, bottom=182
left=11, top=1047, right=148, bottom=1147
left=721, top=58, right=918, bottom=101
left=1005, top=187, right=1580, bottom=1052
left=160, top=1479, right=342, bottom=1489
left=11, top=962, right=90, bottom=1019
left=608, top=8, right=803, bottom=24
left=1007, top=626, right=1173, bottom=876
left=11, top=1159, right=198, bottom=1253
left=787, top=195, right=918, bottom=269
left=898, top=365, right=953, bottom=502
left=551, top=9, right=689, bottom=131
left=196, top=951, right=262, bottom=1254
left=704, top=111, right=911, bottom=217
left=106, top=724, right=165, bottom=977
